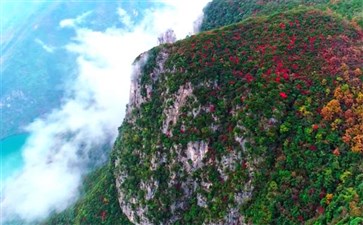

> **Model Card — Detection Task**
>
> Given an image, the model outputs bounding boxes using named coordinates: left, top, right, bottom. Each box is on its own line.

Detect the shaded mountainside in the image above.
left=44, top=2, right=363, bottom=225
left=115, top=8, right=363, bottom=225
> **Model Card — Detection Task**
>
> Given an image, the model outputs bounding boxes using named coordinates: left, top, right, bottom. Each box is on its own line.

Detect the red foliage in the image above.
left=222, top=195, right=228, bottom=202
left=242, top=160, right=248, bottom=169
left=266, top=68, right=272, bottom=75
left=333, top=148, right=340, bottom=156
left=257, top=44, right=267, bottom=54
left=317, top=206, right=325, bottom=214
left=288, top=35, right=297, bottom=50
left=279, top=92, right=288, bottom=99
left=229, top=56, right=239, bottom=64
left=309, top=188, right=315, bottom=195
left=309, top=36, right=317, bottom=50
left=220, top=135, right=228, bottom=142
left=319, top=190, right=326, bottom=199
left=312, top=124, right=319, bottom=130
left=300, top=90, right=310, bottom=95
left=297, top=215, right=304, bottom=222
left=282, top=72, right=289, bottom=80
left=294, top=19, right=300, bottom=27
left=309, top=145, right=317, bottom=151
left=245, top=73, right=254, bottom=83
left=101, top=211, right=107, bottom=221
left=292, top=64, right=299, bottom=70
left=233, top=70, right=243, bottom=77
left=232, top=34, right=241, bottom=40
left=209, top=105, right=215, bottom=113
left=279, top=22, right=286, bottom=29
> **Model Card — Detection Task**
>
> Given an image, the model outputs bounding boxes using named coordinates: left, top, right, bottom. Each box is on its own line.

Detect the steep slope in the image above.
left=200, top=0, right=363, bottom=31
left=115, top=8, right=363, bottom=224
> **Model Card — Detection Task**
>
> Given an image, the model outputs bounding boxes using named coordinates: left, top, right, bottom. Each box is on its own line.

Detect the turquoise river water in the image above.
left=0, top=133, right=28, bottom=188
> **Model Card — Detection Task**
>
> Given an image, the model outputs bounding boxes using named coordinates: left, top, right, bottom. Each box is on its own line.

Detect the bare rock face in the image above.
left=114, top=46, right=256, bottom=225
left=157, top=29, right=177, bottom=45
left=128, top=53, right=149, bottom=113
left=161, top=82, right=193, bottom=136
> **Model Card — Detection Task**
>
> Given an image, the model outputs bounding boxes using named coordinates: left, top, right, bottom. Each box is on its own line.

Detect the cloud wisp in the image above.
left=35, top=38, right=55, bottom=53
left=1, top=0, right=210, bottom=222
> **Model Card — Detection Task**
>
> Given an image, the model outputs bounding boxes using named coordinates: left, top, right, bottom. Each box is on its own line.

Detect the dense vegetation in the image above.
left=43, top=161, right=131, bottom=225
left=116, top=7, right=362, bottom=224
left=46, top=1, right=362, bottom=224
left=200, top=0, right=363, bottom=31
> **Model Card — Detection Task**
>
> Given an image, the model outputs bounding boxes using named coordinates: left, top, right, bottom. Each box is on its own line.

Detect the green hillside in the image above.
left=44, top=2, right=363, bottom=225
left=200, top=0, right=363, bottom=31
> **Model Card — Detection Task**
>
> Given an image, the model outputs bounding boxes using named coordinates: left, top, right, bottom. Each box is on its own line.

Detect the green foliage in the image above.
left=200, top=0, right=363, bottom=31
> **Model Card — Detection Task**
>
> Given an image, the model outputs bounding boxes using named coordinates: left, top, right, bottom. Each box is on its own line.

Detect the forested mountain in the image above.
left=45, top=1, right=363, bottom=224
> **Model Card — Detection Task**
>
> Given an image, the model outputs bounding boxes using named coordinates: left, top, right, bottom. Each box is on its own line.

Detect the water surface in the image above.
left=1, top=133, right=28, bottom=188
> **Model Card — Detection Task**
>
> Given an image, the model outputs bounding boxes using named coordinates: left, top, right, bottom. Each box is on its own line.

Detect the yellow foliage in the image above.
left=321, top=79, right=327, bottom=85
left=327, top=100, right=342, bottom=113
left=333, top=87, right=343, bottom=99
left=330, top=0, right=341, bottom=4
left=356, top=92, right=363, bottom=104
left=298, top=105, right=312, bottom=116
left=349, top=201, right=362, bottom=216
left=321, top=99, right=342, bottom=121
left=340, top=63, right=348, bottom=71
left=331, top=119, right=342, bottom=130
left=326, top=193, right=333, bottom=204
left=354, top=68, right=362, bottom=76
left=322, top=81, right=363, bottom=153
left=351, top=135, right=363, bottom=153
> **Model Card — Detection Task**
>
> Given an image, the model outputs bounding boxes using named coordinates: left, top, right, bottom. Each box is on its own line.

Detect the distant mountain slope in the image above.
left=114, top=8, right=362, bottom=224
left=200, top=0, right=363, bottom=31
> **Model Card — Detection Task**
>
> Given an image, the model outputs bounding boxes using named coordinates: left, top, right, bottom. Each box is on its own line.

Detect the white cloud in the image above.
left=59, top=11, right=92, bottom=28
left=117, top=7, right=133, bottom=27
left=1, top=0, right=211, bottom=222
left=35, top=38, right=55, bottom=53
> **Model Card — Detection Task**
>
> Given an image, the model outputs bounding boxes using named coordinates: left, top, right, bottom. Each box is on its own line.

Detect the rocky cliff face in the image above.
left=114, top=8, right=363, bottom=225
